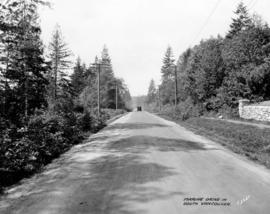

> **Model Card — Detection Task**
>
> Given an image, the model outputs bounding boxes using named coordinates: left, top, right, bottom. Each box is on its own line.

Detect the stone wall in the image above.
left=239, top=99, right=270, bottom=121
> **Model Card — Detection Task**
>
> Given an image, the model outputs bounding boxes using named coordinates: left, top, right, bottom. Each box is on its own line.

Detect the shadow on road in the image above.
left=1, top=152, right=182, bottom=214
left=66, top=154, right=182, bottom=214
left=0, top=121, right=213, bottom=214
left=104, top=135, right=210, bottom=153
left=104, top=122, right=170, bottom=131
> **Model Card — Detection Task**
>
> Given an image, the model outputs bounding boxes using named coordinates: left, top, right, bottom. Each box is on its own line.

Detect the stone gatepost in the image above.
left=239, top=99, right=250, bottom=118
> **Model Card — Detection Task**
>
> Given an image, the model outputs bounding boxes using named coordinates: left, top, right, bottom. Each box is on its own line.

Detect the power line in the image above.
left=190, top=0, right=222, bottom=45
left=249, top=0, right=258, bottom=10
left=247, top=0, right=255, bottom=8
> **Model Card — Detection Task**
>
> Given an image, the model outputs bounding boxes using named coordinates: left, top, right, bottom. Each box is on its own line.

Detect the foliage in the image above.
left=159, top=46, right=176, bottom=105
left=74, top=46, right=132, bottom=112
left=0, top=0, right=49, bottom=123
left=146, top=79, right=157, bottom=104
left=161, top=46, right=175, bottom=80
left=154, top=2, right=270, bottom=118
left=185, top=37, right=225, bottom=106
left=47, top=24, right=73, bottom=104
left=226, top=2, right=252, bottom=39
left=0, top=106, right=125, bottom=188
left=158, top=98, right=202, bottom=121
left=77, top=111, right=93, bottom=132
left=70, top=57, right=87, bottom=96
left=221, top=24, right=270, bottom=108
left=0, top=3, right=130, bottom=190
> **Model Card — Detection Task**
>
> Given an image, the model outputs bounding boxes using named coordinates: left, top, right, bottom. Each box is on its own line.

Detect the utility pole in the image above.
left=22, top=1, right=28, bottom=118
left=97, top=63, right=101, bottom=117
left=115, top=81, right=118, bottom=110
left=92, top=59, right=110, bottom=117
left=3, top=50, right=9, bottom=116
left=174, top=64, right=178, bottom=110
left=158, top=86, right=161, bottom=112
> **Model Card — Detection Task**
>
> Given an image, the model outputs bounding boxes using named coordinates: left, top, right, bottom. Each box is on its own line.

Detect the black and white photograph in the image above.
left=1, top=0, right=270, bottom=213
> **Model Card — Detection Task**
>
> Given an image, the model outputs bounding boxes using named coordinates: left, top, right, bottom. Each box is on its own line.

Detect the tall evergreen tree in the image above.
left=161, top=46, right=175, bottom=81
left=0, top=0, right=49, bottom=123
left=100, top=45, right=114, bottom=79
left=177, top=48, right=192, bottom=73
left=184, top=38, right=225, bottom=107
left=146, top=79, right=157, bottom=104
left=99, top=45, right=115, bottom=108
left=222, top=22, right=270, bottom=107
left=160, top=46, right=175, bottom=105
left=0, top=2, right=14, bottom=118
left=101, top=45, right=111, bottom=65
left=71, top=57, right=86, bottom=96
left=115, top=78, right=132, bottom=110
left=78, top=57, right=98, bottom=111
left=48, top=25, right=72, bottom=103
left=226, top=2, right=252, bottom=39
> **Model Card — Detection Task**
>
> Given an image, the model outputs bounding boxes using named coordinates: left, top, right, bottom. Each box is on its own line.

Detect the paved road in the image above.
left=1, top=111, right=270, bottom=214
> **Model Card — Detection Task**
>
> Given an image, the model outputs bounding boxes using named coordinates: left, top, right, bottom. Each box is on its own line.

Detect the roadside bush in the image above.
left=89, top=108, right=126, bottom=132
left=3, top=137, right=38, bottom=172
left=176, top=99, right=202, bottom=120
left=91, top=112, right=107, bottom=133
left=0, top=111, right=83, bottom=187
left=27, top=113, right=68, bottom=162
left=0, top=137, right=36, bottom=186
left=0, top=107, right=124, bottom=189
left=101, top=108, right=126, bottom=119
left=61, top=111, right=82, bottom=145
left=77, top=111, right=93, bottom=132
left=160, top=98, right=202, bottom=121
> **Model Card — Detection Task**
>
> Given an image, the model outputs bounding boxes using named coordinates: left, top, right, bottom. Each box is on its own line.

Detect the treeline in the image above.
left=146, top=2, right=270, bottom=119
left=0, top=0, right=131, bottom=187
left=73, top=46, right=132, bottom=112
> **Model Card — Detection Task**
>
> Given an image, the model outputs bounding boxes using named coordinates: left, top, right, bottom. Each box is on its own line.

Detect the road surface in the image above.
left=1, top=111, right=270, bottom=214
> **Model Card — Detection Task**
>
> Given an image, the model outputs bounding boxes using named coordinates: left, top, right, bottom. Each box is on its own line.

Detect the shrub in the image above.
left=102, top=108, right=126, bottom=119
left=160, top=98, right=202, bottom=121
left=61, top=111, right=82, bottom=145
left=0, top=111, right=84, bottom=187
left=0, top=107, right=123, bottom=188
left=91, top=114, right=107, bottom=133
left=77, top=112, right=93, bottom=132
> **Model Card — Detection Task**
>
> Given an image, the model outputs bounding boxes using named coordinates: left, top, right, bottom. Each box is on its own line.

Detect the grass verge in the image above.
left=158, top=114, right=270, bottom=169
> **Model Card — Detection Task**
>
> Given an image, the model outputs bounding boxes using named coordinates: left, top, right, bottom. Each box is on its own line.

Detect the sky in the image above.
left=39, top=0, right=270, bottom=96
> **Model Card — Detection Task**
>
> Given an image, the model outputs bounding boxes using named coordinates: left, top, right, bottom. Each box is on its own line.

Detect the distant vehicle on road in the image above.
left=137, top=106, right=142, bottom=111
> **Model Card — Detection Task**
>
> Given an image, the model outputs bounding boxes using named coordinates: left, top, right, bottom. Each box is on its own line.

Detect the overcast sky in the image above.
left=39, top=0, right=270, bottom=96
